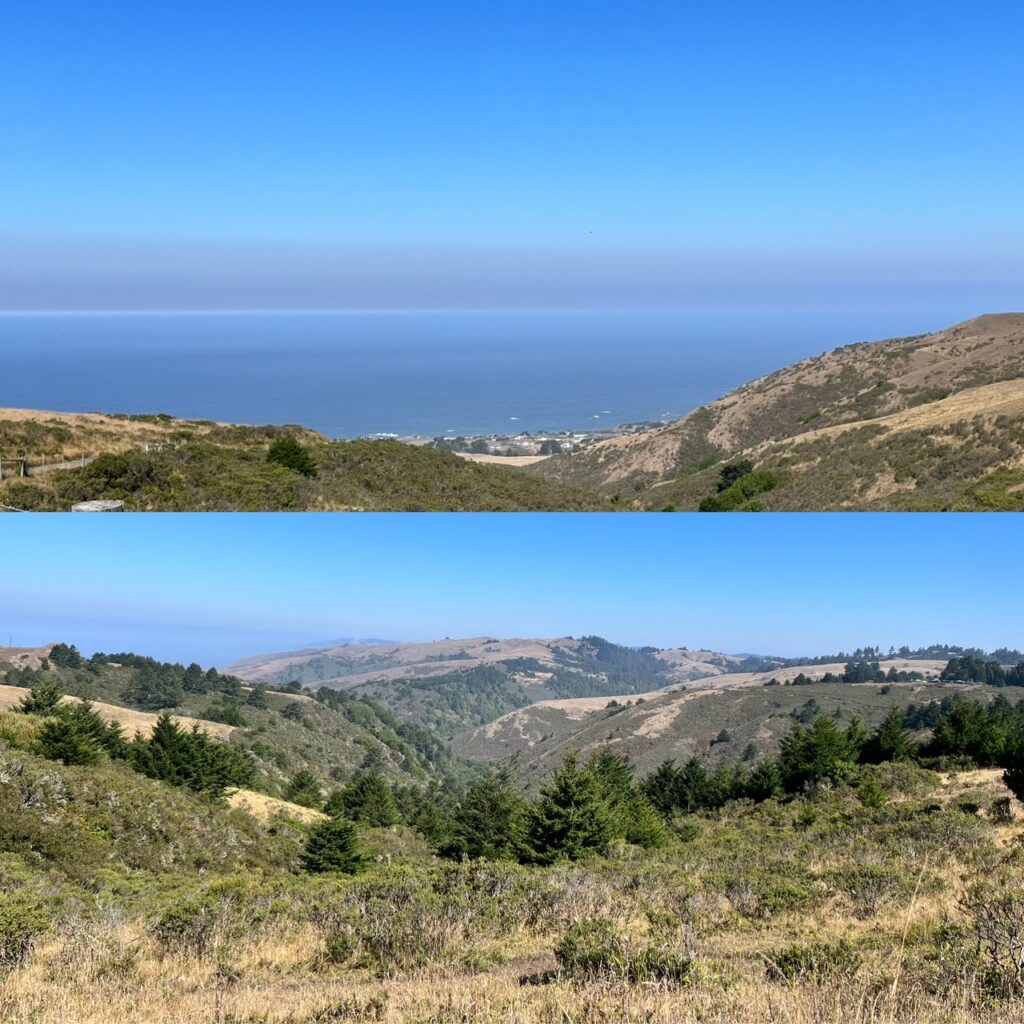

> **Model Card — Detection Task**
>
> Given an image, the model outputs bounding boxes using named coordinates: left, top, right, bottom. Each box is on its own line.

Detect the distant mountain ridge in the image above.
left=225, top=635, right=746, bottom=691
left=531, top=312, right=1024, bottom=510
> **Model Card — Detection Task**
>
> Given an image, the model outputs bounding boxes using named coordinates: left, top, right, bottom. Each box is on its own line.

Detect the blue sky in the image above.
left=2, top=1, right=1022, bottom=310
left=0, top=514, right=1018, bottom=665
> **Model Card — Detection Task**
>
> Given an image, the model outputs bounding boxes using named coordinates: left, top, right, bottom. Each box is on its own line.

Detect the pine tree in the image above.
left=301, top=817, right=366, bottom=874
left=17, top=680, right=63, bottom=714
left=284, top=768, right=324, bottom=809
left=744, top=759, right=782, bottom=801
left=587, top=750, right=668, bottom=848
left=339, top=770, right=399, bottom=826
left=778, top=715, right=857, bottom=792
left=441, top=773, right=528, bottom=860
left=526, top=753, right=615, bottom=864
left=864, top=708, right=913, bottom=762
left=642, top=759, right=681, bottom=817
left=37, top=715, right=102, bottom=765
left=121, top=664, right=184, bottom=711
left=182, top=663, right=207, bottom=693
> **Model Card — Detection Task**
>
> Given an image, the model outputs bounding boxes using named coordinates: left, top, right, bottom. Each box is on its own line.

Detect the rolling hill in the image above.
left=0, top=643, right=464, bottom=797
left=453, top=659, right=961, bottom=785
left=226, top=634, right=745, bottom=690
left=0, top=408, right=609, bottom=511
left=532, top=312, right=1024, bottom=509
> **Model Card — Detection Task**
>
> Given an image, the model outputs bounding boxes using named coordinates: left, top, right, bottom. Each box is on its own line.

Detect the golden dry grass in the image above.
left=0, top=684, right=233, bottom=738
left=226, top=788, right=326, bottom=824
left=0, top=909, right=1014, bottom=1024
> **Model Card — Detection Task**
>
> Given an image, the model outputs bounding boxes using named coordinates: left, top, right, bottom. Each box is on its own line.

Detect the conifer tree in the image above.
left=441, top=773, right=528, bottom=860
left=182, top=662, right=207, bottom=693
left=338, top=770, right=399, bottom=826
left=745, top=759, right=782, bottom=801
left=526, top=753, right=614, bottom=864
left=778, top=714, right=857, bottom=792
left=17, top=680, right=63, bottom=715
left=301, top=816, right=366, bottom=874
left=863, top=708, right=913, bottom=763
left=121, top=663, right=184, bottom=711
left=284, top=768, right=324, bottom=809
left=587, top=750, right=668, bottom=848
left=37, top=715, right=102, bottom=765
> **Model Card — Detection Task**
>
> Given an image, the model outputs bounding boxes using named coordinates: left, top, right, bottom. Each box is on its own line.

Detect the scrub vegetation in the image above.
left=4, top=642, right=1024, bottom=1021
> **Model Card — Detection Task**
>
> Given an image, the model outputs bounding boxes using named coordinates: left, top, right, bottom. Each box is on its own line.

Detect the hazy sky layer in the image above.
left=0, top=514, right=1019, bottom=665
left=2, top=1, right=1022, bottom=310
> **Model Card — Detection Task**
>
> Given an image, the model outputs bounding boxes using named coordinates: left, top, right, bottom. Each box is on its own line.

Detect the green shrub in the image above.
left=0, top=711, right=42, bottom=750
left=266, top=436, right=318, bottom=477
left=767, top=938, right=862, bottom=982
left=699, top=470, right=778, bottom=512
left=555, top=918, right=692, bottom=984
left=0, top=894, right=50, bottom=969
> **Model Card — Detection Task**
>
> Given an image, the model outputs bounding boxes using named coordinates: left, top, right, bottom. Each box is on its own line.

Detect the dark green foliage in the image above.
left=203, top=698, right=247, bottom=727
left=526, top=754, right=615, bottom=864
left=33, top=701, right=127, bottom=766
left=301, top=817, right=366, bottom=874
left=1004, top=765, right=1024, bottom=802
left=47, top=642, right=82, bottom=669
left=245, top=685, right=269, bottom=709
left=284, top=768, right=324, bottom=809
left=716, top=459, right=754, bottom=492
left=36, top=715, right=103, bottom=765
left=334, top=770, right=399, bottom=827
left=698, top=469, right=778, bottom=511
left=130, top=713, right=254, bottom=798
left=440, top=774, right=529, bottom=861
left=778, top=715, right=859, bottom=792
left=926, top=699, right=1003, bottom=766
left=642, top=755, right=744, bottom=816
left=862, top=708, right=914, bottom=763
left=587, top=749, right=669, bottom=848
left=121, top=662, right=185, bottom=711
left=17, top=680, right=62, bottom=714
left=280, top=701, right=304, bottom=721
left=266, top=436, right=318, bottom=477
left=941, top=656, right=1023, bottom=686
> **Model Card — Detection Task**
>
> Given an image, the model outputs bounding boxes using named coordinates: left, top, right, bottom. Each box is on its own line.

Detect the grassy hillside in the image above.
left=0, top=410, right=608, bottom=511
left=456, top=673, right=988, bottom=785
left=4, top=725, right=1024, bottom=1022
left=0, top=645, right=465, bottom=798
left=6, top=639, right=1024, bottom=1021
left=532, top=313, right=1024, bottom=510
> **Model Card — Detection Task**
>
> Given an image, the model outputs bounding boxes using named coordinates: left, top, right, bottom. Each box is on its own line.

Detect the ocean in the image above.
left=0, top=310, right=962, bottom=438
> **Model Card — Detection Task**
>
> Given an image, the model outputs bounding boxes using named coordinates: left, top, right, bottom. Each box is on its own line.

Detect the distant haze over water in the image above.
left=1, top=310, right=971, bottom=438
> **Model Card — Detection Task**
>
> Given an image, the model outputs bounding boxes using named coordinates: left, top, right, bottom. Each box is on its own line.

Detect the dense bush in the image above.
left=555, top=918, right=693, bottom=984
left=0, top=894, right=50, bottom=969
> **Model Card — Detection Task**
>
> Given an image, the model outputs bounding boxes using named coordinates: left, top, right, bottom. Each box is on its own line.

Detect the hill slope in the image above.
left=454, top=659, right=970, bottom=786
left=226, top=635, right=743, bottom=690
left=0, top=409, right=608, bottom=511
left=532, top=313, right=1024, bottom=509
left=0, top=644, right=465, bottom=797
